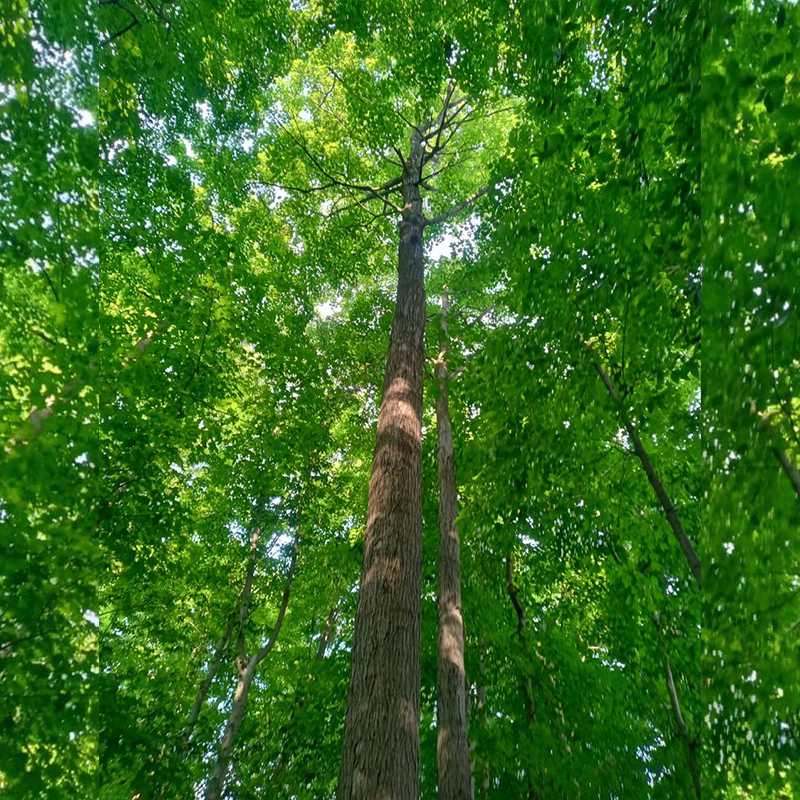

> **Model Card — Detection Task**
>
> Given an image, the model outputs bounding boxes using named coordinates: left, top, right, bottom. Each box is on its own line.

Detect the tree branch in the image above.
left=253, top=535, right=298, bottom=666
left=182, top=617, right=234, bottom=746
left=588, top=347, right=701, bottom=587
left=100, top=7, right=139, bottom=47
left=424, top=186, right=489, bottom=227
left=235, top=500, right=266, bottom=674
left=772, top=445, right=800, bottom=498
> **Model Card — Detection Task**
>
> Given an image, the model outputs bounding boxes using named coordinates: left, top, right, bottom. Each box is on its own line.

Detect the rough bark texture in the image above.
left=337, top=132, right=426, bottom=800
left=435, top=290, right=472, bottom=800
left=205, top=537, right=298, bottom=800
left=592, top=359, right=701, bottom=587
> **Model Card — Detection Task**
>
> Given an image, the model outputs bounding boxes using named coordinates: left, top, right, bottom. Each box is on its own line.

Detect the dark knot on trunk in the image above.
left=399, top=216, right=423, bottom=245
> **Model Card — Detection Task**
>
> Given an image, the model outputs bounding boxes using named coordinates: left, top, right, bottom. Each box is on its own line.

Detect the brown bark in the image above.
left=205, top=536, right=298, bottom=800
left=435, top=290, right=472, bottom=800
left=591, top=358, right=701, bottom=588
left=337, top=128, right=426, bottom=800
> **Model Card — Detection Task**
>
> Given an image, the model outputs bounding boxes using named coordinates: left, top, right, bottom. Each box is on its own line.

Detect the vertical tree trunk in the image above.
left=205, top=537, right=298, bottom=800
left=591, top=358, right=701, bottom=587
left=338, top=133, right=426, bottom=800
left=504, top=555, right=536, bottom=726
left=664, top=653, right=701, bottom=799
left=435, top=290, right=472, bottom=800
left=315, top=605, right=338, bottom=661
left=235, top=499, right=266, bottom=672
left=772, top=445, right=800, bottom=497
left=653, top=613, right=701, bottom=799
left=206, top=662, right=257, bottom=800
left=182, top=618, right=233, bottom=748
left=505, top=554, right=544, bottom=799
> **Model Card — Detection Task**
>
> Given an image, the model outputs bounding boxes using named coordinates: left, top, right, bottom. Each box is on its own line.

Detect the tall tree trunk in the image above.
left=435, top=289, right=472, bottom=800
left=338, top=131, right=426, bottom=800
left=591, top=358, right=701, bottom=587
left=205, top=536, right=298, bottom=800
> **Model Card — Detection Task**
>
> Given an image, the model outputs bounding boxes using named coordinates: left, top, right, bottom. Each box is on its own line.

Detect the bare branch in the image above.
left=422, top=158, right=459, bottom=185
left=275, top=117, right=375, bottom=195
left=31, top=328, right=57, bottom=347
left=424, top=186, right=489, bottom=227
left=99, top=1, right=140, bottom=47
left=431, top=83, right=457, bottom=152
left=589, top=348, right=701, bottom=587
left=266, top=116, right=404, bottom=211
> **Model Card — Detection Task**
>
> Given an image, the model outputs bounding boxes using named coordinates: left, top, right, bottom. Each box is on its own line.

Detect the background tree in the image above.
left=703, top=1, right=800, bottom=795
left=1, top=1, right=98, bottom=795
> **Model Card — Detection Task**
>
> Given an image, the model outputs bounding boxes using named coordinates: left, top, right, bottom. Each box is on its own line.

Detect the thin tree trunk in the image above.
left=750, top=403, right=800, bottom=498
left=504, top=555, right=536, bottom=727
left=505, top=555, right=546, bottom=799
left=664, top=654, right=701, bottom=799
left=205, top=536, right=298, bottom=800
left=435, top=289, right=472, bottom=800
left=773, top=446, right=800, bottom=497
left=315, top=605, right=338, bottom=661
left=338, top=129, right=426, bottom=800
left=591, top=359, right=701, bottom=587
left=269, top=607, right=340, bottom=785
left=653, top=613, right=700, bottom=799
left=235, top=499, right=266, bottom=672
left=206, top=662, right=257, bottom=800
left=182, top=618, right=233, bottom=747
